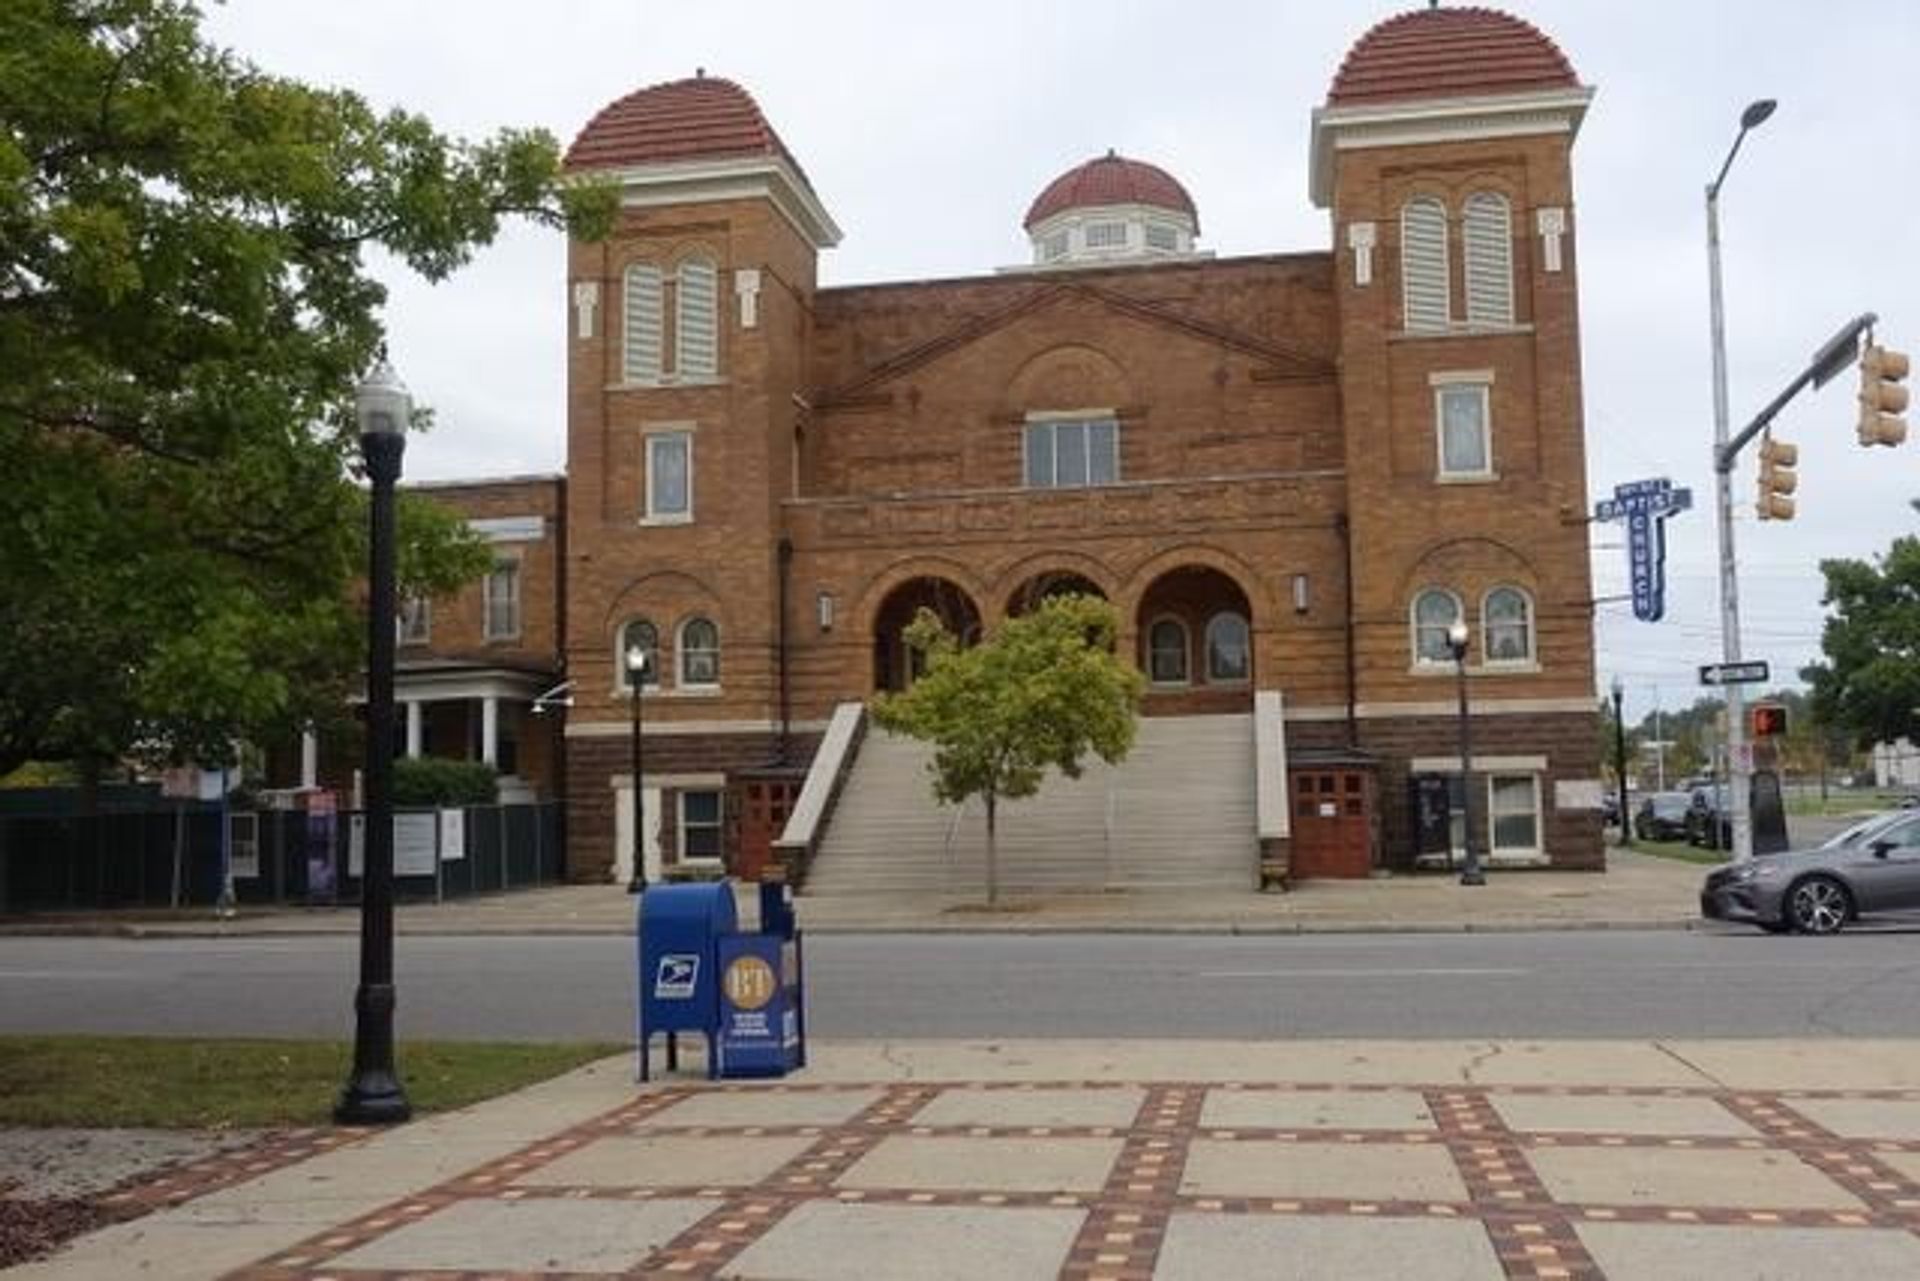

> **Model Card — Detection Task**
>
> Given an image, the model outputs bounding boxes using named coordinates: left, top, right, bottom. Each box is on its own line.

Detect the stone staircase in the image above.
left=804, top=714, right=1257, bottom=896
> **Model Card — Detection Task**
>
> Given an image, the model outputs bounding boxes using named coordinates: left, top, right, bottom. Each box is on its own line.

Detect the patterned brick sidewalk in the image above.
left=198, top=1075, right=1920, bottom=1280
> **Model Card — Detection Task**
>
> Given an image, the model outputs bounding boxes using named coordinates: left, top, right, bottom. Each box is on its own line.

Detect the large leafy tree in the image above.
left=871, top=595, right=1145, bottom=907
left=0, top=1, right=614, bottom=775
left=1803, top=537, right=1920, bottom=750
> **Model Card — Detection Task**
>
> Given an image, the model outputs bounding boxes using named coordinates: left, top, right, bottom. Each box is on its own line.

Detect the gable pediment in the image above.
left=812, top=280, right=1333, bottom=409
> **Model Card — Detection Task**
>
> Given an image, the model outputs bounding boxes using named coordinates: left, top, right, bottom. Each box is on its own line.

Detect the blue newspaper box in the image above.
left=637, top=883, right=737, bottom=1081
left=717, top=930, right=805, bottom=1077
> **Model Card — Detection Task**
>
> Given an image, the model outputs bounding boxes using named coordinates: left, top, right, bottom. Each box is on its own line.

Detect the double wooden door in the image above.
left=1289, top=768, right=1374, bottom=879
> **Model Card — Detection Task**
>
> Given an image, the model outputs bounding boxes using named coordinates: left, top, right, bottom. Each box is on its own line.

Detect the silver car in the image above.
left=1700, top=811, right=1920, bottom=934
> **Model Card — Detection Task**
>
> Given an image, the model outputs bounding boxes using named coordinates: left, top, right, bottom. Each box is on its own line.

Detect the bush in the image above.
left=391, top=757, right=498, bottom=807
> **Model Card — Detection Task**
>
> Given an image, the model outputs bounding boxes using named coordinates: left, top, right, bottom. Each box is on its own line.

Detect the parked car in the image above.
left=1700, top=810, right=1920, bottom=934
left=1686, top=794, right=1731, bottom=849
left=1602, top=791, right=1622, bottom=827
left=1635, top=792, right=1695, bottom=841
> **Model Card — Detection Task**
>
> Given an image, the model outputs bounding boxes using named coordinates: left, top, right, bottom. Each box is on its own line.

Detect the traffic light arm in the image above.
left=1715, top=311, right=1878, bottom=474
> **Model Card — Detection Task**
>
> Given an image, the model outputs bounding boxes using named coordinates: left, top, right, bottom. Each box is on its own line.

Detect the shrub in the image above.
left=392, top=757, right=498, bottom=807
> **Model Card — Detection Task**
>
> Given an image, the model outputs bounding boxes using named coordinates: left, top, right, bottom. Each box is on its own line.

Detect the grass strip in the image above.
left=0, top=1036, right=624, bottom=1129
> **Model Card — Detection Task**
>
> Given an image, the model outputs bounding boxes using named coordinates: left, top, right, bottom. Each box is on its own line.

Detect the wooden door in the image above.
left=1289, top=769, right=1373, bottom=879
left=735, top=779, right=797, bottom=882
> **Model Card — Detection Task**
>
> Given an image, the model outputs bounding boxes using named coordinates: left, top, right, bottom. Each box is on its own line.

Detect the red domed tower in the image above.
left=1310, top=6, right=1603, bottom=870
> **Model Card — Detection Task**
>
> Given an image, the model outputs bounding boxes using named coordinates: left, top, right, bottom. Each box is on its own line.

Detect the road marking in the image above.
left=1196, top=968, right=1529, bottom=979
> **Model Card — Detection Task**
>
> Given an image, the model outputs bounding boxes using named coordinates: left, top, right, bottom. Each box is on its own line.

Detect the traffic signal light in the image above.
left=1859, top=343, right=1910, bottom=446
left=1751, top=704, right=1788, bottom=738
left=1756, top=434, right=1797, bottom=521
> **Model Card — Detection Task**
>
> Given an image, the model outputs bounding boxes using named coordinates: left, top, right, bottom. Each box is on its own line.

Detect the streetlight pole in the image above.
left=1708, top=97, right=1776, bottom=865
left=1611, top=677, right=1633, bottom=849
left=1447, top=620, right=1485, bottom=886
left=627, top=645, right=649, bottom=894
left=337, top=352, right=412, bottom=1126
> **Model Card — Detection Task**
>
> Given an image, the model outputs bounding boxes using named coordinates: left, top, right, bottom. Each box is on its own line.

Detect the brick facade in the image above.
left=456, top=12, right=1607, bottom=883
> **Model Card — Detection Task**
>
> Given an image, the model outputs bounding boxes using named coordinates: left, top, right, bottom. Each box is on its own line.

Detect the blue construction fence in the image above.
left=0, top=802, right=564, bottom=913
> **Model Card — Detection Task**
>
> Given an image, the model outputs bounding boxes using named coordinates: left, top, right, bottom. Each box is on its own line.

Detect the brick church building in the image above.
left=384, top=4, right=1606, bottom=891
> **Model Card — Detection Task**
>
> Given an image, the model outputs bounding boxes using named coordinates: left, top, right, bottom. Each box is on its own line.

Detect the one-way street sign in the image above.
left=1699, top=661, right=1770, bottom=687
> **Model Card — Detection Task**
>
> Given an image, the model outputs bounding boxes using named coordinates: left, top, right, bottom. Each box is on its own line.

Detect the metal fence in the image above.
left=0, top=803, right=564, bottom=913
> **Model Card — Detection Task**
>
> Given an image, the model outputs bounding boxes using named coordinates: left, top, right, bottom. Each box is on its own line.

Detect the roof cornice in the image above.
left=576, top=153, right=842, bottom=249
left=1308, top=86, right=1595, bottom=208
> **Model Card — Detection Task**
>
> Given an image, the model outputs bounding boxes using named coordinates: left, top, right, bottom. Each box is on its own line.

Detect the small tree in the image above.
left=871, top=594, right=1144, bottom=906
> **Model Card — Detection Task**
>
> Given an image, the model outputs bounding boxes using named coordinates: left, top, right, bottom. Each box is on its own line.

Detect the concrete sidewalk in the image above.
left=15, top=1036, right=1920, bottom=1279
left=0, top=848, right=1717, bottom=938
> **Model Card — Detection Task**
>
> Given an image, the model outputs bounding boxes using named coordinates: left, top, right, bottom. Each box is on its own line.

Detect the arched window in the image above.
left=623, top=263, right=663, bottom=381
left=1204, top=612, right=1251, bottom=684
left=618, top=619, right=660, bottom=689
left=1412, top=588, right=1463, bottom=665
left=1400, top=196, right=1450, bottom=332
left=1462, top=191, right=1514, bottom=326
left=675, top=255, right=719, bottom=379
left=1482, top=587, right=1534, bottom=664
left=678, top=617, right=720, bottom=688
left=1147, top=617, right=1190, bottom=685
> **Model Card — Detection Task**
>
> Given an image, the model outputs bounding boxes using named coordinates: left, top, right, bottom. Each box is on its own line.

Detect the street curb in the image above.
left=0, top=916, right=1709, bottom=939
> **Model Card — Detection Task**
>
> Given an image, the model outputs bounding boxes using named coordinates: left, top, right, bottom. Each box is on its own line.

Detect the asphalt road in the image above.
left=4, top=927, right=1920, bottom=1043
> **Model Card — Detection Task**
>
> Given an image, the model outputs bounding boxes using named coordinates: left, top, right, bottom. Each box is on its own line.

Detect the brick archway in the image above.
left=1135, top=565, right=1256, bottom=713
left=870, top=576, right=983, bottom=694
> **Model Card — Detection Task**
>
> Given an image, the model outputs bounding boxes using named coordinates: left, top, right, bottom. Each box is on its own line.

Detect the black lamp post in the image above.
left=1447, top=620, right=1486, bottom=887
left=626, top=644, right=649, bottom=894
left=1610, top=676, right=1634, bottom=848
left=336, top=353, right=412, bottom=1125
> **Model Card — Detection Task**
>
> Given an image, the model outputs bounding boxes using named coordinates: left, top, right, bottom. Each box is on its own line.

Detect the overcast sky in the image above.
left=202, top=1, right=1919, bottom=721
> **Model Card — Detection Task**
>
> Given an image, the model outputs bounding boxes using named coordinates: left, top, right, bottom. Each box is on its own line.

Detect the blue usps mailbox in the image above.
left=636, top=883, right=737, bottom=1081
left=712, top=882, right=807, bottom=1078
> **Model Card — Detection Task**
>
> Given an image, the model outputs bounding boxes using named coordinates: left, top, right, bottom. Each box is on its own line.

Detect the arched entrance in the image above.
left=872, top=576, right=982, bottom=693
left=1006, top=570, right=1106, bottom=617
left=1135, top=566, right=1255, bottom=709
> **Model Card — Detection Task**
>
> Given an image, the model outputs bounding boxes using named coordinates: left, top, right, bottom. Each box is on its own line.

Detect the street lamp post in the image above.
left=336, top=353, right=412, bottom=1126
left=1447, top=620, right=1486, bottom=887
left=1611, top=677, right=1633, bottom=849
left=626, top=645, right=649, bottom=895
left=1708, top=97, right=1777, bottom=865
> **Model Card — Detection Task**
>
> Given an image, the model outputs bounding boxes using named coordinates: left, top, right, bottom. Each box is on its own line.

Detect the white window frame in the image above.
left=622, top=262, right=664, bottom=383
left=1144, top=222, right=1179, bottom=253
left=1488, top=772, right=1543, bottom=856
left=1400, top=196, right=1450, bottom=333
left=677, top=616, right=721, bottom=689
left=1481, top=585, right=1536, bottom=667
left=1084, top=220, right=1128, bottom=250
left=617, top=618, right=661, bottom=691
left=1410, top=587, right=1463, bottom=668
left=1023, top=413, right=1121, bottom=489
left=1431, top=371, right=1495, bottom=481
left=1039, top=230, right=1069, bottom=261
left=674, top=253, right=720, bottom=381
left=677, top=788, right=725, bottom=863
left=1146, top=616, right=1190, bottom=686
left=643, top=427, right=694, bottom=524
left=398, top=595, right=431, bottom=646
left=1462, top=191, right=1516, bottom=326
left=483, top=556, right=521, bottom=642
left=1203, top=611, right=1252, bottom=685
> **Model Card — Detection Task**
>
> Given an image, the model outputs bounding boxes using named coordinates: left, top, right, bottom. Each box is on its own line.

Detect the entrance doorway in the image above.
left=1289, top=767, right=1374, bottom=878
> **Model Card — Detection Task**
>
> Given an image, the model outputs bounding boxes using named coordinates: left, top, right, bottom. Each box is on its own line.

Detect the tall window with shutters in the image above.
left=1461, top=192, right=1515, bottom=326
left=1400, top=197, right=1450, bottom=333
left=623, top=263, right=663, bottom=382
left=675, top=255, right=719, bottom=380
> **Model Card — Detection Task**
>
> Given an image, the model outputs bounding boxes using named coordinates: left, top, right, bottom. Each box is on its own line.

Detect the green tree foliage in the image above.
left=870, top=595, right=1145, bottom=907
left=0, top=1, right=616, bottom=776
left=1803, top=537, right=1920, bottom=750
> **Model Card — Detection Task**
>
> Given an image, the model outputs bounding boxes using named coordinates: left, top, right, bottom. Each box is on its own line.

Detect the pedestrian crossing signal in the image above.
left=1751, top=704, right=1788, bottom=739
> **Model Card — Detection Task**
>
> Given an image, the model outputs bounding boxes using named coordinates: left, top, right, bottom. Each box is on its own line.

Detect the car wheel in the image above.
left=1786, top=876, right=1851, bottom=936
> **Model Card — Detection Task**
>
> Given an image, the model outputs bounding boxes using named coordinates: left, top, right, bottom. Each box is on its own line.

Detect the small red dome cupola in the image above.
left=564, top=71, right=839, bottom=247
left=1326, top=6, right=1579, bottom=107
left=1022, top=152, right=1200, bottom=267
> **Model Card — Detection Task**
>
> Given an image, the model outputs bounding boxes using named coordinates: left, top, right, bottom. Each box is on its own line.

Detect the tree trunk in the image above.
left=984, top=791, right=998, bottom=909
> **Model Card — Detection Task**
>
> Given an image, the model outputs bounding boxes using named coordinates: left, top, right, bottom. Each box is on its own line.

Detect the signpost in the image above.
left=1699, top=661, right=1770, bottom=687
left=1594, top=479, right=1693, bottom=622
